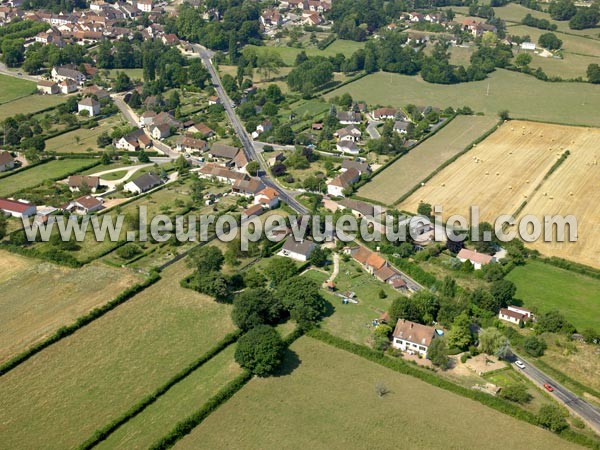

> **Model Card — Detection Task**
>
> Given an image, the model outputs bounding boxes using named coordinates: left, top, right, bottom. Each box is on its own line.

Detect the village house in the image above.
left=140, top=111, right=157, bottom=127
left=51, top=66, right=86, bottom=84
left=254, top=187, right=280, bottom=208
left=66, top=195, right=104, bottom=214
left=136, top=0, right=153, bottom=12
left=208, top=95, right=220, bottom=105
left=242, top=203, right=265, bottom=220
left=327, top=167, right=360, bottom=197
left=59, top=79, right=78, bottom=94
left=336, top=141, right=360, bottom=155
left=187, top=123, right=216, bottom=139
left=0, top=197, right=36, bottom=218
left=372, top=107, right=398, bottom=120
left=337, top=111, right=362, bottom=125
left=150, top=123, right=171, bottom=140
left=393, top=120, right=410, bottom=134
left=176, top=136, right=207, bottom=153
left=337, top=198, right=379, bottom=219
left=280, top=236, right=316, bottom=261
left=335, top=125, right=362, bottom=142
left=0, top=151, right=15, bottom=172
left=232, top=150, right=249, bottom=172
left=260, top=8, right=282, bottom=27
left=78, top=97, right=101, bottom=116
left=37, top=80, right=59, bottom=95
left=391, top=319, right=436, bottom=357
left=207, top=143, right=240, bottom=163
left=198, top=163, right=249, bottom=185
left=498, top=306, right=535, bottom=325
left=82, top=85, right=109, bottom=100
left=116, top=129, right=152, bottom=151
left=252, top=120, right=273, bottom=138
left=457, top=248, right=495, bottom=270
left=67, top=175, right=101, bottom=192
left=341, top=159, right=370, bottom=175
left=232, top=177, right=265, bottom=197
left=124, top=173, right=163, bottom=195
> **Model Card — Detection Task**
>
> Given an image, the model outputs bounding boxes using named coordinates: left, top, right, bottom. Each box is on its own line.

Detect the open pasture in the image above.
left=0, top=74, right=36, bottom=104
left=0, top=251, right=141, bottom=363
left=0, top=260, right=235, bottom=450
left=45, top=115, right=127, bottom=154
left=0, top=93, right=66, bottom=121
left=357, top=115, right=497, bottom=205
left=175, top=337, right=582, bottom=450
left=325, top=69, right=600, bottom=127
left=399, top=121, right=600, bottom=268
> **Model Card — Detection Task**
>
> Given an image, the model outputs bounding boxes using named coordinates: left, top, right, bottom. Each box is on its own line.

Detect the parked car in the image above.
left=544, top=383, right=554, bottom=392
left=515, top=360, right=526, bottom=369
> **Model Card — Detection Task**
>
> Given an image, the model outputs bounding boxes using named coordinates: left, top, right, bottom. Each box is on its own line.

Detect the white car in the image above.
left=515, top=360, right=526, bottom=369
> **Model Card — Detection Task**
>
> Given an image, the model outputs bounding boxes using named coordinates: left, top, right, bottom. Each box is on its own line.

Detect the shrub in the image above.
left=538, top=404, right=568, bottom=432
left=499, top=383, right=533, bottom=404
left=116, top=243, right=143, bottom=260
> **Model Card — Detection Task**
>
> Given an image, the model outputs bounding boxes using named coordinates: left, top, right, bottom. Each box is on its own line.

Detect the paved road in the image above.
left=508, top=351, right=600, bottom=434
left=366, top=120, right=382, bottom=139
left=191, top=44, right=307, bottom=215
left=0, top=62, right=39, bottom=82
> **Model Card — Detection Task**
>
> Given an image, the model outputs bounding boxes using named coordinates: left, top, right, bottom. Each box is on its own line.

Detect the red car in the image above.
left=544, top=383, right=554, bottom=392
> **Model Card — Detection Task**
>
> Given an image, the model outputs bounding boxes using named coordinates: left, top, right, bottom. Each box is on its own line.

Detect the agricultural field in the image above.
left=0, top=260, right=235, bottom=450
left=0, top=250, right=141, bottom=363
left=506, top=260, right=600, bottom=331
left=0, top=93, right=66, bottom=121
left=0, top=158, right=99, bottom=197
left=357, top=115, right=498, bottom=205
left=175, top=337, right=582, bottom=450
left=399, top=121, right=600, bottom=267
left=247, top=39, right=365, bottom=66
left=0, top=74, right=36, bottom=104
left=44, top=114, right=127, bottom=154
left=325, top=69, right=600, bottom=127
left=97, top=345, right=243, bottom=450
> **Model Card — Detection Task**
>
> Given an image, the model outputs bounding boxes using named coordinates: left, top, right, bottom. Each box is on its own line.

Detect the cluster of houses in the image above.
left=326, top=159, right=371, bottom=197
left=401, top=12, right=498, bottom=38
left=1, top=0, right=177, bottom=46
left=345, top=245, right=410, bottom=291
left=260, top=0, right=332, bottom=33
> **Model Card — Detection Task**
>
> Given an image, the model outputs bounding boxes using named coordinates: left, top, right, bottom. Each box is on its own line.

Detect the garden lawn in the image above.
left=174, top=337, right=582, bottom=450
left=304, top=259, right=396, bottom=346
left=0, top=74, right=36, bottom=104
left=506, top=260, right=600, bottom=331
left=0, top=158, right=99, bottom=197
left=0, top=260, right=235, bottom=450
left=325, top=69, right=600, bottom=127
left=96, top=345, right=243, bottom=450
left=246, top=40, right=365, bottom=66
left=44, top=115, right=127, bottom=154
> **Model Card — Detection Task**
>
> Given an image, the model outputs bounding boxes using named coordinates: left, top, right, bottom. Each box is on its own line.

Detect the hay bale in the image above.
left=496, top=172, right=500, bottom=176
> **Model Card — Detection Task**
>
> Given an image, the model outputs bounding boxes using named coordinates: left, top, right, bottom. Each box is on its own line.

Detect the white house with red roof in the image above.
left=254, top=187, right=280, bottom=208
left=0, top=197, right=36, bottom=218
left=498, top=306, right=535, bottom=325
left=457, top=248, right=494, bottom=270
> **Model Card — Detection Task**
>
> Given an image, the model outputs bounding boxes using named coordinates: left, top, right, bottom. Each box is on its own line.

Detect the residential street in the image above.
left=508, top=350, right=600, bottom=434
left=0, top=62, right=39, bottom=82
left=191, top=43, right=308, bottom=215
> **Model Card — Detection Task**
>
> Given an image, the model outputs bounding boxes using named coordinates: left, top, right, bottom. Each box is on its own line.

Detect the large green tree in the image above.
left=235, top=325, right=284, bottom=376
left=277, top=277, right=326, bottom=330
left=232, top=288, right=285, bottom=330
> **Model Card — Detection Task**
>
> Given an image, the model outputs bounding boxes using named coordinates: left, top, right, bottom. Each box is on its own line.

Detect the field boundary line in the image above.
left=148, top=327, right=304, bottom=450
left=306, top=329, right=600, bottom=450
left=78, top=329, right=243, bottom=450
left=392, top=118, right=502, bottom=206
left=0, top=273, right=161, bottom=377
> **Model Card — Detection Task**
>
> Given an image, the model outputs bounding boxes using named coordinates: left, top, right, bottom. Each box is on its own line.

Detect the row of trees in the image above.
left=549, top=0, right=600, bottom=29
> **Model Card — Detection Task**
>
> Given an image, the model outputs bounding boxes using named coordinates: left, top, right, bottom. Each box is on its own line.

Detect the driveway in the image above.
left=366, top=120, right=382, bottom=139
left=90, top=163, right=154, bottom=189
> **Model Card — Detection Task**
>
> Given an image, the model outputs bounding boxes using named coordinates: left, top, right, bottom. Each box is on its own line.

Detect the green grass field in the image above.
left=109, top=68, right=145, bottom=80
left=0, top=93, right=66, bottom=121
left=175, top=337, right=581, bottom=450
left=357, top=115, right=498, bottom=205
left=0, top=74, right=36, bottom=104
left=45, top=115, right=127, bottom=154
left=247, top=39, right=365, bottom=66
left=506, top=260, right=600, bottom=330
left=0, top=250, right=141, bottom=363
left=0, top=261, right=235, bottom=449
left=325, top=69, right=600, bottom=127
left=0, top=158, right=98, bottom=197
left=97, top=345, right=243, bottom=450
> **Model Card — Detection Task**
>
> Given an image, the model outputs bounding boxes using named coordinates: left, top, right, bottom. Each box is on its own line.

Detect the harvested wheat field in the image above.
left=0, top=251, right=142, bottom=363
left=399, top=121, right=600, bottom=268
